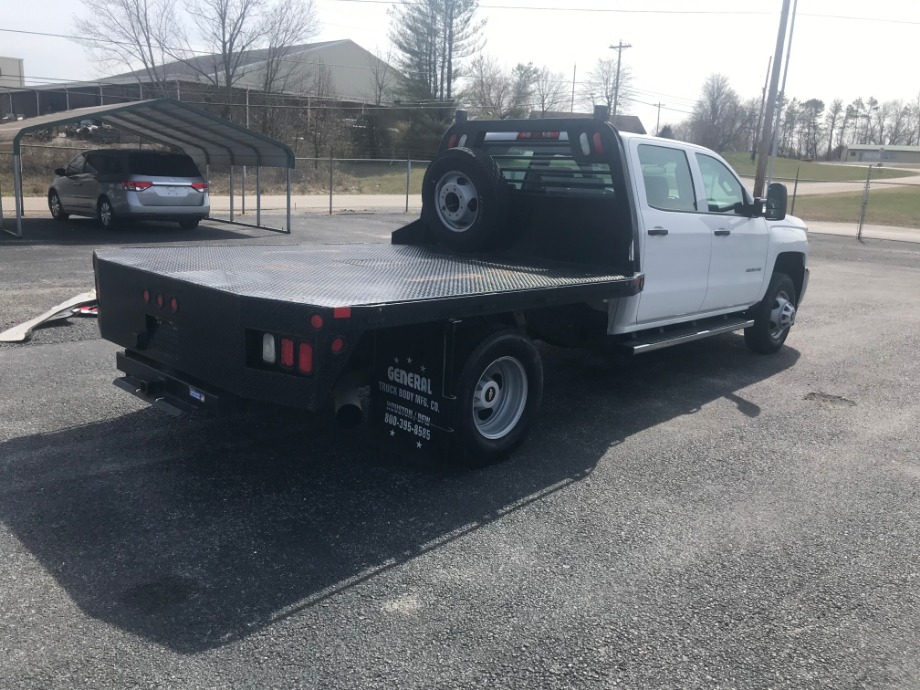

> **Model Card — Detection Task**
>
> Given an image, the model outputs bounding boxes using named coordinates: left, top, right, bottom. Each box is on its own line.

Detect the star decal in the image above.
left=420, top=365, right=426, bottom=373
left=393, top=357, right=399, bottom=364
left=416, top=441, right=423, bottom=449
left=389, top=430, right=396, bottom=437
left=407, top=357, right=413, bottom=364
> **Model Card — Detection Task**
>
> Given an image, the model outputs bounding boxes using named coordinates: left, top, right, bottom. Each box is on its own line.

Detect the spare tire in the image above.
left=421, top=147, right=508, bottom=251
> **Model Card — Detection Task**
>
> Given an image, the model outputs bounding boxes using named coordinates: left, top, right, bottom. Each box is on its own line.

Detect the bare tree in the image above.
left=533, top=66, right=567, bottom=116
left=583, top=57, right=634, bottom=115
left=258, top=0, right=318, bottom=96
left=166, top=0, right=269, bottom=117
left=306, top=63, right=346, bottom=161
left=689, top=74, right=750, bottom=152
left=74, top=0, right=176, bottom=97
left=461, top=54, right=510, bottom=119
left=824, top=99, right=843, bottom=159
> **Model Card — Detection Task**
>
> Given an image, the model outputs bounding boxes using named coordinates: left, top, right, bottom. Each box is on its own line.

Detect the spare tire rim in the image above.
left=435, top=172, right=480, bottom=232
left=472, top=356, right=528, bottom=440
left=769, top=290, right=796, bottom=340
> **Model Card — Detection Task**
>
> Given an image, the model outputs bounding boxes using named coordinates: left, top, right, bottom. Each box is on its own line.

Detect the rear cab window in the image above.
left=479, top=132, right=614, bottom=198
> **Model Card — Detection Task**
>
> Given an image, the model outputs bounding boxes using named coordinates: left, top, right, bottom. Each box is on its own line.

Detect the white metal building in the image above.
left=842, top=144, right=920, bottom=165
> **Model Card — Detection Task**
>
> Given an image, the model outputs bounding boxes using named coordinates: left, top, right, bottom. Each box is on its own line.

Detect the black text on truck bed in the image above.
left=94, top=109, right=809, bottom=465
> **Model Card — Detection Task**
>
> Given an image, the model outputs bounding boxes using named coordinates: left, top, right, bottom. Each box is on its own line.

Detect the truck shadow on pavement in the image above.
left=0, top=217, right=266, bottom=245
left=0, top=335, right=799, bottom=653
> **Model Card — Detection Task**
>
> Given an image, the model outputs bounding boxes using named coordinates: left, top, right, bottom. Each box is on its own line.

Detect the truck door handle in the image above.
left=714, top=229, right=731, bottom=236
left=647, top=227, right=669, bottom=236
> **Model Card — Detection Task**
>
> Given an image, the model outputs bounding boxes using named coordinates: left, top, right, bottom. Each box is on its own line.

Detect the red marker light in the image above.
left=297, top=342, right=313, bottom=374
left=331, top=337, right=345, bottom=354
left=170, top=297, right=179, bottom=313
left=156, top=294, right=164, bottom=308
left=143, top=289, right=150, bottom=304
left=333, top=307, right=351, bottom=319
left=310, top=314, right=324, bottom=330
left=593, top=132, right=604, bottom=154
left=280, top=338, right=295, bottom=367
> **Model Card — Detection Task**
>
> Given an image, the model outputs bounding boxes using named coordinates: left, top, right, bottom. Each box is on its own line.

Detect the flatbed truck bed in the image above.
left=94, top=241, right=640, bottom=462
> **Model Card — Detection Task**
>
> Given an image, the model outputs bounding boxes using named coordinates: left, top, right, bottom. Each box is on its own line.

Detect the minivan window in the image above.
left=127, top=153, right=201, bottom=177
left=65, top=153, right=86, bottom=177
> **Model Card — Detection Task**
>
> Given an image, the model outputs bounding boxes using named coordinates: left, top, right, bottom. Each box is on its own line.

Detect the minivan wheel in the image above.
left=97, top=197, right=118, bottom=230
left=48, top=191, right=69, bottom=221
left=178, top=218, right=200, bottom=230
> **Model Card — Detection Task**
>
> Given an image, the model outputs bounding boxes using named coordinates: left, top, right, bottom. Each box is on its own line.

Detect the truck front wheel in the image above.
left=745, top=272, right=797, bottom=354
left=454, top=329, right=543, bottom=464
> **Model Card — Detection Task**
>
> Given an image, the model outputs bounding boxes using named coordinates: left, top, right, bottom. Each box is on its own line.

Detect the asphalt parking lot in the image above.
left=2, top=214, right=920, bottom=689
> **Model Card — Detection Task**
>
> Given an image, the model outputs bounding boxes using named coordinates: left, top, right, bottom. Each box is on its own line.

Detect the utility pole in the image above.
left=571, top=63, right=576, bottom=112
left=752, top=55, right=772, bottom=162
left=609, top=40, right=632, bottom=119
left=754, top=0, right=792, bottom=198
left=655, top=102, right=664, bottom=135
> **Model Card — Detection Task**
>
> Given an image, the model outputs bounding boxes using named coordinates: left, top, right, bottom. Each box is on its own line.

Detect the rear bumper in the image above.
left=115, top=350, right=239, bottom=416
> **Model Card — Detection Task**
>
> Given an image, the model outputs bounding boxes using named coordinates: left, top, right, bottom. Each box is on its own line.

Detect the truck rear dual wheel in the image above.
left=745, top=272, right=797, bottom=354
left=421, top=147, right=509, bottom=252
left=454, top=329, right=543, bottom=465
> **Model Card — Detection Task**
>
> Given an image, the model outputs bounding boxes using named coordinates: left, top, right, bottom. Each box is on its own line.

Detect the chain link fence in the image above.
left=1, top=142, right=430, bottom=218
left=2, top=140, right=916, bottom=231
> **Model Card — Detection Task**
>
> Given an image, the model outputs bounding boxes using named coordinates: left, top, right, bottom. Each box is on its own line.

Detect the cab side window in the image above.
left=637, top=144, right=696, bottom=212
left=697, top=153, right=744, bottom=213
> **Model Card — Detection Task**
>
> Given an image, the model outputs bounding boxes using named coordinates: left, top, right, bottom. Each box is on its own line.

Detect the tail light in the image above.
left=123, top=181, right=153, bottom=191
left=297, top=343, right=313, bottom=374
left=191, top=182, right=208, bottom=192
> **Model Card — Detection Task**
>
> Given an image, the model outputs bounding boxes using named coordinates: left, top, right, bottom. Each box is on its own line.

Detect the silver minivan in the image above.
left=48, top=149, right=210, bottom=229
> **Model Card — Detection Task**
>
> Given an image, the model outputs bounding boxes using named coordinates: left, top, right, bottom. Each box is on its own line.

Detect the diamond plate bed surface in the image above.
left=95, top=244, right=630, bottom=307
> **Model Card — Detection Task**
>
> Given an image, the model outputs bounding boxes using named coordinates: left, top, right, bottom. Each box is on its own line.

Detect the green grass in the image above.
left=722, top=152, right=913, bottom=183
left=791, top=187, right=920, bottom=227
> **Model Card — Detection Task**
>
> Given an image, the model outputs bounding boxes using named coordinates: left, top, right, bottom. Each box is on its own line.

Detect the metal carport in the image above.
left=0, top=98, right=295, bottom=238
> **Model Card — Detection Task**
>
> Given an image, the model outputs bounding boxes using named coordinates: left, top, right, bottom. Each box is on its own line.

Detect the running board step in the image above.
left=627, top=317, right=754, bottom=354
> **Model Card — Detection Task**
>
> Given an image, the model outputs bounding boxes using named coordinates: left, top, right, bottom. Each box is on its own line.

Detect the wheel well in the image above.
left=772, top=252, right=806, bottom=304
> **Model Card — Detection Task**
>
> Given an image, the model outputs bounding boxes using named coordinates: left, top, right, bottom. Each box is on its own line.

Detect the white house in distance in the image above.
left=842, top=144, right=920, bottom=165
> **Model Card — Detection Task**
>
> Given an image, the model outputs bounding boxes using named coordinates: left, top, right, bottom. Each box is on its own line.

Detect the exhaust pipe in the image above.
left=334, top=371, right=366, bottom=428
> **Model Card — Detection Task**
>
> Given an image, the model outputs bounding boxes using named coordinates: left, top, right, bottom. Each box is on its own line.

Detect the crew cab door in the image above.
left=693, top=153, right=769, bottom=310
left=633, top=142, right=712, bottom=323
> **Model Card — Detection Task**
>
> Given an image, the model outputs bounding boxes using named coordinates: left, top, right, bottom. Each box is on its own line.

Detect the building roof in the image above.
left=534, top=111, right=647, bottom=135
left=845, top=144, right=920, bottom=153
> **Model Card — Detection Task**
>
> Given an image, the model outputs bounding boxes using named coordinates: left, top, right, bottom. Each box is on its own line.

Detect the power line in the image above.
left=323, top=1, right=920, bottom=24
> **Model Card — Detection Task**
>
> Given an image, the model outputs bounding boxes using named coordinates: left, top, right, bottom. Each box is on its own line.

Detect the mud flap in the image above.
left=369, top=322, right=458, bottom=462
